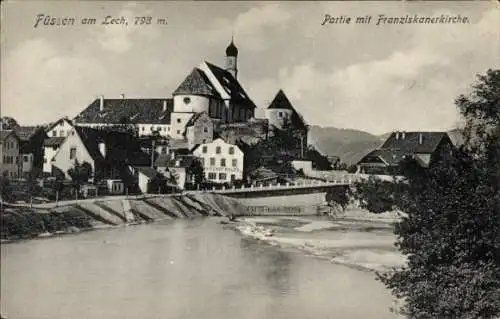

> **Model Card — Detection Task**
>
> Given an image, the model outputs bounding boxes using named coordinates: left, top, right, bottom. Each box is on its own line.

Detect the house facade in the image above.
left=51, top=126, right=150, bottom=181
left=356, top=131, right=455, bottom=175
left=0, top=130, right=21, bottom=179
left=184, top=112, right=214, bottom=150
left=192, top=138, right=243, bottom=184
left=43, top=137, right=66, bottom=174
left=13, top=126, right=47, bottom=178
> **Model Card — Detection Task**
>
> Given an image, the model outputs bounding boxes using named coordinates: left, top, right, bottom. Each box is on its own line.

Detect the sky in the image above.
left=1, top=1, right=499, bottom=135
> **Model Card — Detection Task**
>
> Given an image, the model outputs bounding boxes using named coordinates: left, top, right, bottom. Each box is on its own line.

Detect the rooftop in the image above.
left=74, top=98, right=174, bottom=125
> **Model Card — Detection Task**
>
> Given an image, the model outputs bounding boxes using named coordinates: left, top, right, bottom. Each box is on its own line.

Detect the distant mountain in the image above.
left=309, top=126, right=465, bottom=166
left=308, top=125, right=383, bottom=165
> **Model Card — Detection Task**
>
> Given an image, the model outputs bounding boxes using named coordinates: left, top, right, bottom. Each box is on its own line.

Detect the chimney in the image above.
left=99, top=95, right=104, bottom=112
left=401, top=131, right=406, bottom=139
left=163, top=100, right=168, bottom=112
left=98, top=142, right=106, bottom=158
left=120, top=93, right=125, bottom=99
left=419, top=133, right=423, bottom=145
left=395, top=131, right=400, bottom=140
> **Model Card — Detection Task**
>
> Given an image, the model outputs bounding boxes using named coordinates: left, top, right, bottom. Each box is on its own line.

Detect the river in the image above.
left=1, top=218, right=399, bottom=319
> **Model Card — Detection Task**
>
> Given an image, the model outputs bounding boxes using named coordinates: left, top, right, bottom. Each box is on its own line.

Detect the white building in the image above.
left=192, top=138, right=243, bottom=184
left=43, top=118, right=74, bottom=173
left=46, top=117, right=74, bottom=138
left=0, top=130, right=21, bottom=179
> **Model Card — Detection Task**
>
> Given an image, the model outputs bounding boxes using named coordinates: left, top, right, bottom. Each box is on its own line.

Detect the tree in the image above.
left=187, top=158, right=204, bottom=188
left=1, top=116, right=19, bottom=130
left=0, top=171, right=11, bottom=202
left=354, top=69, right=500, bottom=318
left=67, top=160, right=92, bottom=193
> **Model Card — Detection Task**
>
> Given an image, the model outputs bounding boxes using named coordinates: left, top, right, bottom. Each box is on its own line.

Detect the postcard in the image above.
left=1, top=1, right=499, bottom=319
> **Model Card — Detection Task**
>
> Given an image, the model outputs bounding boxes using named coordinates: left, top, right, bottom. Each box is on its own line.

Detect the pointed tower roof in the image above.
left=226, top=39, right=238, bottom=57
left=173, top=68, right=220, bottom=97
left=267, top=90, right=295, bottom=110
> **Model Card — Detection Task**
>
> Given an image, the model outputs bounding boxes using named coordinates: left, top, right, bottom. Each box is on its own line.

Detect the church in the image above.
left=73, top=39, right=308, bottom=148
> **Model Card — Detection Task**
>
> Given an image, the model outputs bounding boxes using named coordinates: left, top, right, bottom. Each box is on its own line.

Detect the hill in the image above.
left=308, top=125, right=383, bottom=165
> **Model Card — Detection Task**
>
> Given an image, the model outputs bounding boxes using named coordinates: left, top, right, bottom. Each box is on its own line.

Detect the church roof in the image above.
left=204, top=62, right=256, bottom=109
left=173, top=68, right=221, bottom=97
left=268, top=90, right=295, bottom=110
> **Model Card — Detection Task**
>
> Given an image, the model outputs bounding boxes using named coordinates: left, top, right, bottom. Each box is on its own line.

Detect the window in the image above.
left=216, top=146, right=221, bottom=154
left=60, top=130, right=64, bottom=136
left=161, top=147, right=167, bottom=154
left=278, top=112, right=283, bottom=118
left=176, top=130, right=181, bottom=134
left=183, top=97, right=191, bottom=104
left=203, top=127, right=208, bottom=133
left=52, top=131, right=57, bottom=137
left=232, top=159, right=237, bottom=167
left=168, top=127, right=171, bottom=131
left=177, top=118, right=181, bottom=123
left=23, top=155, right=29, bottom=162
left=219, top=173, right=227, bottom=181
left=44, top=158, right=47, bottom=163
left=210, top=158, right=215, bottom=166
left=208, top=172, right=217, bottom=180
left=70, top=147, right=76, bottom=160
left=202, top=146, right=207, bottom=153
left=228, top=147, right=234, bottom=155
left=220, top=158, right=226, bottom=167
left=142, top=127, right=145, bottom=131
left=231, top=174, right=236, bottom=181
left=150, top=127, right=154, bottom=131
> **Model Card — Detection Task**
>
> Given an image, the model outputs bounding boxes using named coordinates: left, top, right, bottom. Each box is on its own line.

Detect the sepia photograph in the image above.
left=1, top=1, right=499, bottom=318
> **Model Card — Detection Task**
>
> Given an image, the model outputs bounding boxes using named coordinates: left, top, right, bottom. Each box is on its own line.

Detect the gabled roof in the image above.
left=268, top=90, right=295, bottom=110
left=136, top=166, right=158, bottom=179
left=155, top=154, right=171, bottom=167
left=46, top=118, right=73, bottom=132
left=13, top=126, right=44, bottom=141
left=0, top=130, right=19, bottom=142
left=360, top=149, right=408, bottom=166
left=204, top=62, right=256, bottom=109
left=44, top=137, right=66, bottom=147
left=380, top=132, right=450, bottom=153
left=249, top=167, right=279, bottom=181
left=73, top=126, right=150, bottom=166
left=173, top=68, right=221, bottom=97
left=74, top=98, right=174, bottom=125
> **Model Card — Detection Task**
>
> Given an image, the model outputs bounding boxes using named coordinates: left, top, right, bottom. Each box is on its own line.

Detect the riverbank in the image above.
left=0, top=193, right=244, bottom=241
left=227, top=209, right=406, bottom=273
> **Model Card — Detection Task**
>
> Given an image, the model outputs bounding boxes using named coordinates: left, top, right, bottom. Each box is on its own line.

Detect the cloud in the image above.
left=247, top=7, right=499, bottom=134
left=92, top=5, right=161, bottom=53
left=1, top=39, right=107, bottom=124
left=208, top=3, right=293, bottom=51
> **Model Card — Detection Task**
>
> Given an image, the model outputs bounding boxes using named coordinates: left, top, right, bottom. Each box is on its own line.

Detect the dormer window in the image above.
left=183, top=97, right=191, bottom=104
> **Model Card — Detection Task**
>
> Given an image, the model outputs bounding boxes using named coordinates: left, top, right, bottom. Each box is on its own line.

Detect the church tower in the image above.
left=225, top=38, right=238, bottom=79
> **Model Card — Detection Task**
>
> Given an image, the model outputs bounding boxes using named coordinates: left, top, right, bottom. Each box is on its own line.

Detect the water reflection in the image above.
left=1, top=219, right=398, bottom=319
